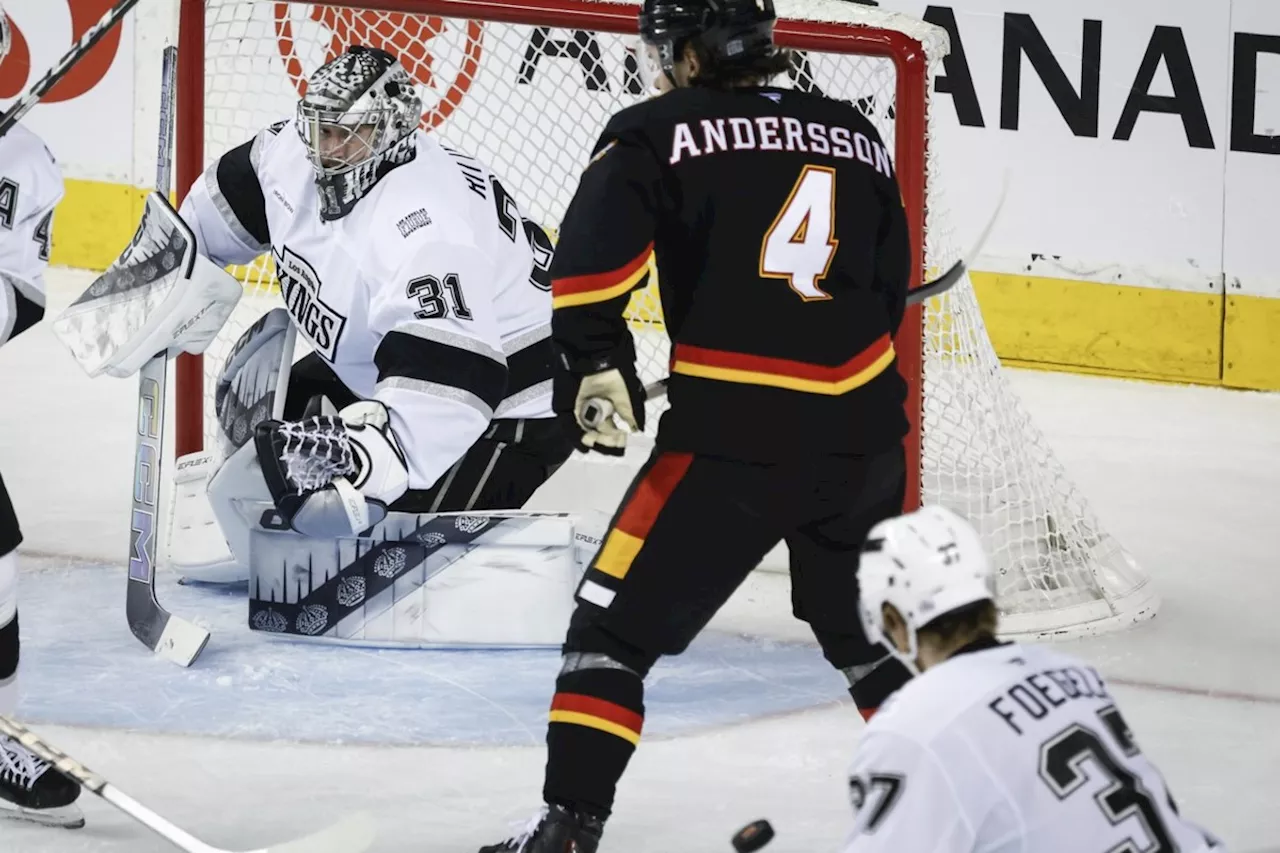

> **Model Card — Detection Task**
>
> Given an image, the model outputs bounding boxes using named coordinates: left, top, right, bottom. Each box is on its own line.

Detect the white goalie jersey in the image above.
left=842, top=640, right=1224, bottom=853
left=0, top=124, right=62, bottom=348
left=178, top=119, right=556, bottom=490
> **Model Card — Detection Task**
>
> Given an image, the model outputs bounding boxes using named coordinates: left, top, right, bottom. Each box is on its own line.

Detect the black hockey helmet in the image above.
left=638, top=0, right=780, bottom=85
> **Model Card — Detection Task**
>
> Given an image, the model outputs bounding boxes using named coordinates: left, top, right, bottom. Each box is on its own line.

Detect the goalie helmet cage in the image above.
left=172, top=0, right=1158, bottom=639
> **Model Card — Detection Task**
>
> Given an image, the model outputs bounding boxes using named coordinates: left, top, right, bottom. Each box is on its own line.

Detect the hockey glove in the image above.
left=556, top=365, right=647, bottom=457
left=254, top=400, right=410, bottom=538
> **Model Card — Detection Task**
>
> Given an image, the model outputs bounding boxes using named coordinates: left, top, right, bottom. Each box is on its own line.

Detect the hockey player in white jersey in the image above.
left=0, top=9, right=83, bottom=828
left=186, top=44, right=568, bottom=545
left=55, top=45, right=570, bottom=579
left=844, top=505, right=1222, bottom=852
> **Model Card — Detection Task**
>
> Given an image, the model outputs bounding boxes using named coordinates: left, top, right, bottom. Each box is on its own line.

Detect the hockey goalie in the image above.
left=53, top=46, right=598, bottom=647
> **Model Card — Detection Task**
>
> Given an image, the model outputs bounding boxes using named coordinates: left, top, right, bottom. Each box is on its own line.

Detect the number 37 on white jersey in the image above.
left=841, top=642, right=1224, bottom=853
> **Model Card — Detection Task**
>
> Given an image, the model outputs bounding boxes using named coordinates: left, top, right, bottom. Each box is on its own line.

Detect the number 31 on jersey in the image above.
left=759, top=165, right=839, bottom=302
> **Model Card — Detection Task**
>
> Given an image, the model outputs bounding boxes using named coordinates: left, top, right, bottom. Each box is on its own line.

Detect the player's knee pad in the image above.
left=563, top=609, right=660, bottom=679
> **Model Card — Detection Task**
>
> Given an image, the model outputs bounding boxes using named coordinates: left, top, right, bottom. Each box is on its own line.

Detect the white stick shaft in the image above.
left=100, top=785, right=217, bottom=853
left=0, top=715, right=375, bottom=853
left=0, top=715, right=210, bottom=851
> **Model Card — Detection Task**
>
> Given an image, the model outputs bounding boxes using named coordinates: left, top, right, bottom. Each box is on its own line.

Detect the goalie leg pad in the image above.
left=214, top=307, right=296, bottom=458
left=168, top=317, right=297, bottom=583
left=246, top=510, right=581, bottom=647
left=206, top=442, right=278, bottom=576
left=167, top=451, right=246, bottom=583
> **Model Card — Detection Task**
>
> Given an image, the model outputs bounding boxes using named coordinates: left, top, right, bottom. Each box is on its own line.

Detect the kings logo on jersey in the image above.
left=275, top=245, right=346, bottom=361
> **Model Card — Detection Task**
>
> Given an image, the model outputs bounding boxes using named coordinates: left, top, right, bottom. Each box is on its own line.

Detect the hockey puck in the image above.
left=732, top=819, right=774, bottom=853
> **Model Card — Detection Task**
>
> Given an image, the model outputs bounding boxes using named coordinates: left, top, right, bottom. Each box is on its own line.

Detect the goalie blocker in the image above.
left=51, top=192, right=242, bottom=378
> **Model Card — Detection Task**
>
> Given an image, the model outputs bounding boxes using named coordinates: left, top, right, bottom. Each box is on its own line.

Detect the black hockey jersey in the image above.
left=550, top=85, right=911, bottom=462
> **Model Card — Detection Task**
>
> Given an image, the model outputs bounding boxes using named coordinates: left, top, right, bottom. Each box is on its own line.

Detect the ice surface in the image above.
left=16, top=559, right=847, bottom=746
left=0, top=269, right=1277, bottom=851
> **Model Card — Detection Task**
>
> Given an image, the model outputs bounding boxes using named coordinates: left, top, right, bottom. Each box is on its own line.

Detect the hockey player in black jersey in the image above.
left=480, top=1, right=914, bottom=850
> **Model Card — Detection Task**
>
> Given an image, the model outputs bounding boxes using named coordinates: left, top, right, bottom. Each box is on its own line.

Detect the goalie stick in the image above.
left=0, top=0, right=143, bottom=140
left=581, top=177, right=1010, bottom=430
left=126, top=45, right=210, bottom=666
left=0, top=715, right=377, bottom=853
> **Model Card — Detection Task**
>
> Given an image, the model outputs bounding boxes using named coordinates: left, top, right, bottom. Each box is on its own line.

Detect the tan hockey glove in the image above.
left=572, top=368, right=646, bottom=456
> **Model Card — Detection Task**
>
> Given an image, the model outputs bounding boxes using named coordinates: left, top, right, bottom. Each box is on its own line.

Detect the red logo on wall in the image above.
left=0, top=0, right=124, bottom=101
left=273, top=5, right=484, bottom=132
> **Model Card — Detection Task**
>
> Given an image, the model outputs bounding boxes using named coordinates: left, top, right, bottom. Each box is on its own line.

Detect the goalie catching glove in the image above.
left=554, top=349, right=647, bottom=456
left=255, top=399, right=410, bottom=538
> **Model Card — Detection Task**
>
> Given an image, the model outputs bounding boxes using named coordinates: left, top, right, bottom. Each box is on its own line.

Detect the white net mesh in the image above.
left=187, top=0, right=1157, bottom=638
left=278, top=417, right=356, bottom=493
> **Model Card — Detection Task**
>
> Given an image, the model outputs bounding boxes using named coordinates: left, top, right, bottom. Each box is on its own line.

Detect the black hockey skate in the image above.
left=0, top=733, right=84, bottom=828
left=479, top=804, right=604, bottom=853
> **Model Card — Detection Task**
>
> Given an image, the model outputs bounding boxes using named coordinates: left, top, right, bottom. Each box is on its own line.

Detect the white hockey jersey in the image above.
left=178, top=120, right=555, bottom=490
left=0, top=123, right=63, bottom=348
left=842, top=640, right=1224, bottom=853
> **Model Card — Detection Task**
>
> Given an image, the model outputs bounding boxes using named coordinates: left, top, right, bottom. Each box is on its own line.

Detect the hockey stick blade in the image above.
left=124, top=47, right=211, bottom=666
left=580, top=173, right=1012, bottom=429
left=0, top=716, right=376, bottom=853
left=128, top=355, right=211, bottom=667
left=0, top=0, right=143, bottom=140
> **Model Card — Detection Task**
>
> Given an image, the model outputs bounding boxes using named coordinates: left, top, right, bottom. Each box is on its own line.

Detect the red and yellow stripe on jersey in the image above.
left=593, top=452, right=693, bottom=581
left=671, top=334, right=896, bottom=395
left=549, top=692, right=645, bottom=744
left=551, top=243, right=654, bottom=309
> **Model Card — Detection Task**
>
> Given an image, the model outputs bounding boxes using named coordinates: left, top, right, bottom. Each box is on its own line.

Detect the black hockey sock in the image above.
left=814, top=629, right=914, bottom=721
left=846, top=655, right=913, bottom=720
left=542, top=666, right=645, bottom=821
left=0, top=610, right=17, bottom=713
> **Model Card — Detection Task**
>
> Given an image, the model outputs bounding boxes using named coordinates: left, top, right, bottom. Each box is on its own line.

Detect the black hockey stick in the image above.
left=126, top=45, right=210, bottom=666
left=0, top=715, right=377, bottom=852
left=0, top=0, right=143, bottom=140
left=581, top=177, right=1010, bottom=430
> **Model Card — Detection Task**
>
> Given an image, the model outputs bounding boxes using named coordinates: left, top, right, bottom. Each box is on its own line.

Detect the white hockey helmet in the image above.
left=0, top=6, right=11, bottom=68
left=857, top=506, right=996, bottom=670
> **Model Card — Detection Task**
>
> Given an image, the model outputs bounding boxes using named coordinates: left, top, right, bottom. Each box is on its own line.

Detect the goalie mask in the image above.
left=297, top=45, right=423, bottom=221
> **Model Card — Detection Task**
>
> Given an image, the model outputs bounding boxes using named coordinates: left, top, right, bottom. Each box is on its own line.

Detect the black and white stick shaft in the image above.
left=125, top=45, right=210, bottom=666
left=0, top=715, right=376, bottom=853
left=581, top=176, right=1010, bottom=431
left=0, top=0, right=143, bottom=139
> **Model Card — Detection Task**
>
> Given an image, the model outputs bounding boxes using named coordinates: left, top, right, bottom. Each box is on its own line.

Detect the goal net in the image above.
left=175, top=0, right=1158, bottom=639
